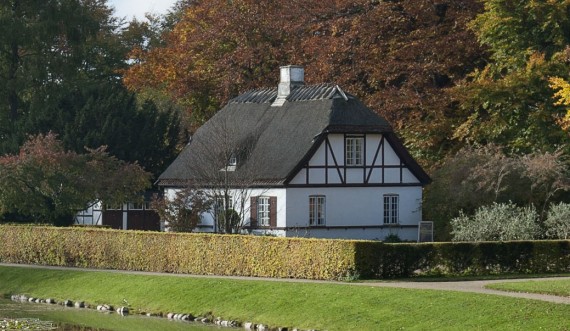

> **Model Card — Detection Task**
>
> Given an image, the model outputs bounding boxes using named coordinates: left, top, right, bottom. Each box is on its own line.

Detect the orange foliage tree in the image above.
left=123, top=0, right=484, bottom=162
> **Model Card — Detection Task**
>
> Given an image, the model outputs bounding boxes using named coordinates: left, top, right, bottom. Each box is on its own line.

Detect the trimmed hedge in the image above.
left=0, top=225, right=568, bottom=280
left=0, top=225, right=358, bottom=280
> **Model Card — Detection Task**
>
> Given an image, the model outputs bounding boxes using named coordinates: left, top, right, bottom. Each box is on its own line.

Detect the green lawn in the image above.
left=0, top=266, right=569, bottom=331
left=487, top=279, right=570, bottom=297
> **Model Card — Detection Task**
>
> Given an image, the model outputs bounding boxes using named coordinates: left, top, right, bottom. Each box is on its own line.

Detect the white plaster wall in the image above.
left=328, top=134, right=344, bottom=163
left=365, top=134, right=382, bottom=166
left=383, top=142, right=400, bottom=165
left=163, top=187, right=288, bottom=233
left=285, top=186, right=422, bottom=240
left=309, top=143, right=327, bottom=166
left=290, top=227, right=419, bottom=241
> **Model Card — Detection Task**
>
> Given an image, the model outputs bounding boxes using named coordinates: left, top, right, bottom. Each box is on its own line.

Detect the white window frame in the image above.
left=258, top=197, right=270, bottom=226
left=228, top=155, right=237, bottom=167
left=383, top=194, right=399, bottom=224
left=309, top=195, right=326, bottom=226
left=128, top=202, right=143, bottom=210
left=345, top=136, right=364, bottom=166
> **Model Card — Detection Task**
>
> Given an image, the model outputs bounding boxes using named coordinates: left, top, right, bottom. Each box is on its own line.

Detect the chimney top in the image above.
left=272, top=65, right=304, bottom=107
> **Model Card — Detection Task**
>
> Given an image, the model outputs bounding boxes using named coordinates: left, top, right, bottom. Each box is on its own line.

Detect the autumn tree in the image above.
left=124, top=0, right=484, bottom=161
left=452, top=0, right=570, bottom=153
left=550, top=71, right=570, bottom=130
left=0, top=133, right=151, bottom=226
left=151, top=188, right=211, bottom=232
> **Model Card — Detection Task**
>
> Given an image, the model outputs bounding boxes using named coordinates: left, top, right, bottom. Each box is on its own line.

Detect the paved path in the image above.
left=1, top=263, right=569, bottom=304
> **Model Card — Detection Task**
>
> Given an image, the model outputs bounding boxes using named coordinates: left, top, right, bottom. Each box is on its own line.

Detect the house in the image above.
left=157, top=66, right=431, bottom=241
left=74, top=192, right=160, bottom=231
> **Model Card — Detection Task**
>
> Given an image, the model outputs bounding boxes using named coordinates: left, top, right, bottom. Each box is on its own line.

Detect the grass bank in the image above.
left=487, top=279, right=570, bottom=297
left=0, top=265, right=569, bottom=331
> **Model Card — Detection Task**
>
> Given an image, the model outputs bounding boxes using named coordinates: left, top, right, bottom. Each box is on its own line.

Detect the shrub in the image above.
left=451, top=202, right=541, bottom=242
left=545, top=202, right=570, bottom=239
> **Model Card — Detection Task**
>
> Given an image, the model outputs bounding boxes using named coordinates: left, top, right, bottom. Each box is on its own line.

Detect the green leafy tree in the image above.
left=0, top=0, right=128, bottom=151
left=453, top=0, right=570, bottom=153
left=0, top=133, right=151, bottom=226
left=451, top=202, right=541, bottom=242
left=21, top=82, right=180, bottom=179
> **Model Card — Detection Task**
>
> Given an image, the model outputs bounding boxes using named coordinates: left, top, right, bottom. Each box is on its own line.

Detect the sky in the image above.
left=108, top=0, right=178, bottom=21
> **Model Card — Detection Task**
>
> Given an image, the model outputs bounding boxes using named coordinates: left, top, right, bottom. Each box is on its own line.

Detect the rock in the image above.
left=28, top=297, right=36, bottom=302
left=167, top=313, right=175, bottom=319
left=244, top=322, right=254, bottom=330
left=63, top=300, right=73, bottom=307
left=117, top=307, right=129, bottom=315
left=46, top=298, right=56, bottom=304
left=257, top=324, right=266, bottom=331
left=74, top=301, right=85, bottom=308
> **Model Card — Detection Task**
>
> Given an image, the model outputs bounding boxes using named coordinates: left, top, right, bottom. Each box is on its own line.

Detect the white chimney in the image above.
left=272, top=65, right=304, bottom=107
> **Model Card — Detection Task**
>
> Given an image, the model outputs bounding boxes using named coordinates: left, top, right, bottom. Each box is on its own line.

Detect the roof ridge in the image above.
left=231, top=83, right=350, bottom=104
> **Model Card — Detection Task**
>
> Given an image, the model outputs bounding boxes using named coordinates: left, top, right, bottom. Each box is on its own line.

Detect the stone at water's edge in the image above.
left=0, top=318, right=56, bottom=330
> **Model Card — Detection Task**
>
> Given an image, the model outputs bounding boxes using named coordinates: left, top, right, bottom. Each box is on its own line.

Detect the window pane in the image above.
left=346, top=137, right=363, bottom=166
left=309, top=196, right=325, bottom=226
left=258, top=197, right=270, bottom=226
left=383, top=194, right=399, bottom=224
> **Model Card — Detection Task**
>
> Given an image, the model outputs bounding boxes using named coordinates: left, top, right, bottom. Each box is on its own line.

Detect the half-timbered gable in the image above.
left=288, top=133, right=424, bottom=186
left=158, top=65, right=431, bottom=241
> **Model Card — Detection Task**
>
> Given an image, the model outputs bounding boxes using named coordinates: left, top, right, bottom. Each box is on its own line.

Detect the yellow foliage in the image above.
left=549, top=77, right=570, bottom=130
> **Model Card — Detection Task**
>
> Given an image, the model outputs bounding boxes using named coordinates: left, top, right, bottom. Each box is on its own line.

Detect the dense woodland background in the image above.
left=2, top=0, right=570, bottom=239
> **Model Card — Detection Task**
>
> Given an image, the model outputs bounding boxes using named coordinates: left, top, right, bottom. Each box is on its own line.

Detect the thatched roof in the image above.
left=158, top=83, right=429, bottom=187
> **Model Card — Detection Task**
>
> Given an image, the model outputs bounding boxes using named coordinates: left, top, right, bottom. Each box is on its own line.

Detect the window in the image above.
left=383, top=194, right=399, bottom=224
left=251, top=196, right=276, bottom=228
left=128, top=202, right=143, bottom=210
left=228, top=155, right=237, bottom=167
left=309, top=195, right=326, bottom=226
left=258, top=197, right=270, bottom=226
left=346, top=136, right=364, bottom=166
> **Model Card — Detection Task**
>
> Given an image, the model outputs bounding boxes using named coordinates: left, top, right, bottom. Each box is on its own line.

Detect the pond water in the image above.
left=0, top=298, right=230, bottom=331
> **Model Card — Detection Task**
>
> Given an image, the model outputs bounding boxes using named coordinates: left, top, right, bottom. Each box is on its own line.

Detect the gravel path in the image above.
left=1, top=263, right=569, bottom=304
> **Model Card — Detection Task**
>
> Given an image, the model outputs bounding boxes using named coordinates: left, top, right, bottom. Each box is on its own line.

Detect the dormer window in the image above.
left=221, top=155, right=237, bottom=172
left=228, top=155, right=237, bottom=167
